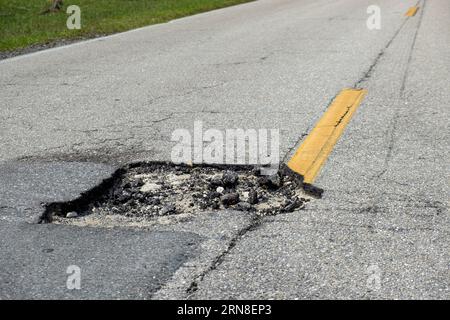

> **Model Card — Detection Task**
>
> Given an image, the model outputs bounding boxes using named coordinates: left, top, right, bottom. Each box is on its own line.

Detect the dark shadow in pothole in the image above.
left=40, top=162, right=324, bottom=224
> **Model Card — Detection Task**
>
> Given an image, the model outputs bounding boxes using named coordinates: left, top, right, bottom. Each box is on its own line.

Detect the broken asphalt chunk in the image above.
left=220, top=192, right=240, bottom=206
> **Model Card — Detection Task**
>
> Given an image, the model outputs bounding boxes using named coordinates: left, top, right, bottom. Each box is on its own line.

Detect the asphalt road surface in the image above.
left=1, top=0, right=449, bottom=299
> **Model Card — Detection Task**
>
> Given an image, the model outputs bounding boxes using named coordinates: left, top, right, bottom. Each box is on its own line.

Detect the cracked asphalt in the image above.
left=1, top=0, right=449, bottom=299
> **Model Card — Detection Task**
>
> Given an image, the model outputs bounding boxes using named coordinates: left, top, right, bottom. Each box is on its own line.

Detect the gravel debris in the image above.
left=60, top=163, right=310, bottom=220
left=220, top=193, right=240, bottom=206
left=258, top=173, right=283, bottom=189
left=222, top=171, right=239, bottom=187
left=248, top=190, right=258, bottom=205
left=237, top=202, right=252, bottom=211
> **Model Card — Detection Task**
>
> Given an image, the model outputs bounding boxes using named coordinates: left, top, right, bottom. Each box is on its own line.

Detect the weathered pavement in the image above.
left=1, top=0, right=449, bottom=299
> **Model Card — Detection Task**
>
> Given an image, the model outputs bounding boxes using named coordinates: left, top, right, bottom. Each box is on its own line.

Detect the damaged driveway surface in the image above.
left=1, top=0, right=449, bottom=299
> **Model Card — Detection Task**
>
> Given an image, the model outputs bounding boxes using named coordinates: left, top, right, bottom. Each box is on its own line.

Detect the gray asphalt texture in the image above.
left=1, top=0, right=449, bottom=299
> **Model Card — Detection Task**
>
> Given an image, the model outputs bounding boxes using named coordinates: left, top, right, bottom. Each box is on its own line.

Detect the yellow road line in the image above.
left=288, top=88, right=367, bottom=184
left=405, top=6, right=419, bottom=17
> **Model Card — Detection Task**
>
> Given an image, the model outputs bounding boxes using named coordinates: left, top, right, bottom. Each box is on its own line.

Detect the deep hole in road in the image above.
left=41, top=162, right=323, bottom=226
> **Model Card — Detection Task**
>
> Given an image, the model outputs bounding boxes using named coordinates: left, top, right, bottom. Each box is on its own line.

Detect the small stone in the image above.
left=237, top=202, right=252, bottom=211
left=133, top=193, right=144, bottom=200
left=117, top=190, right=131, bottom=202
left=111, top=207, right=121, bottom=214
left=268, top=174, right=282, bottom=188
left=258, top=174, right=282, bottom=189
left=248, top=190, right=258, bottom=205
left=216, top=186, right=225, bottom=194
left=209, top=191, right=221, bottom=199
left=210, top=174, right=223, bottom=187
left=282, top=198, right=304, bottom=213
left=144, top=197, right=160, bottom=205
left=257, top=177, right=268, bottom=186
left=125, top=198, right=136, bottom=206
left=220, top=193, right=240, bottom=206
left=303, top=184, right=324, bottom=198
left=160, top=204, right=176, bottom=215
left=130, top=179, right=143, bottom=188
left=66, top=211, right=78, bottom=218
left=211, top=200, right=220, bottom=210
left=222, top=171, right=239, bottom=186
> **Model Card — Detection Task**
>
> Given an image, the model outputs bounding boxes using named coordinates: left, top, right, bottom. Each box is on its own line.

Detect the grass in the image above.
left=0, top=0, right=254, bottom=52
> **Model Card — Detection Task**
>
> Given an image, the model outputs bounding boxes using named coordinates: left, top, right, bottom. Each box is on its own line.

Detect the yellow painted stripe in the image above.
left=405, top=6, right=419, bottom=17
left=288, top=89, right=367, bottom=184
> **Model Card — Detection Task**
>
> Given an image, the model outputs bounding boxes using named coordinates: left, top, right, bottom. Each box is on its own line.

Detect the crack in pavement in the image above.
left=318, top=221, right=448, bottom=235
left=185, top=214, right=263, bottom=298
left=355, top=23, right=407, bottom=87
left=354, top=0, right=422, bottom=88
left=400, top=2, right=426, bottom=96
left=143, top=81, right=232, bottom=108
left=376, top=0, right=426, bottom=181
left=208, top=54, right=273, bottom=68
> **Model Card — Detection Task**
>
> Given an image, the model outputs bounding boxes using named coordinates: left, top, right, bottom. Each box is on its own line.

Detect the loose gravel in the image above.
left=57, top=163, right=311, bottom=223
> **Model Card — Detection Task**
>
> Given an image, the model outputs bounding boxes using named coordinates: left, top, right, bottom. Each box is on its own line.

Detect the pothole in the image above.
left=46, top=162, right=320, bottom=227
